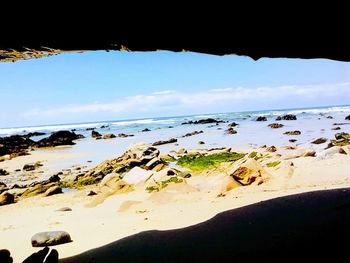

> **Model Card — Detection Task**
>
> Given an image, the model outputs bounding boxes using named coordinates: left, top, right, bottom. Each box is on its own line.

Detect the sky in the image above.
left=0, top=51, right=350, bottom=128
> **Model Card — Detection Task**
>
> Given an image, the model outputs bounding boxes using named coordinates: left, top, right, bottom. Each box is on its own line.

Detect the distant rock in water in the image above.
left=86, top=127, right=95, bottom=131
left=228, top=122, right=239, bottom=127
left=327, top=116, right=334, bottom=119
left=21, top=132, right=46, bottom=138
left=103, top=133, right=116, bottom=139
left=268, top=123, right=284, bottom=128
left=36, top=131, right=82, bottom=147
left=332, top=127, right=341, bottom=130
left=152, top=138, right=177, bottom=146
left=0, top=169, right=9, bottom=176
left=142, top=128, right=151, bottom=132
left=345, top=115, right=350, bottom=120
left=31, top=231, right=72, bottom=247
left=289, top=139, right=297, bottom=143
left=100, top=125, right=109, bottom=129
left=256, top=116, right=267, bottom=121
left=284, top=130, right=301, bottom=135
left=118, top=133, right=134, bottom=138
left=181, top=130, right=203, bottom=137
left=181, top=118, right=224, bottom=125
left=311, top=138, right=327, bottom=144
left=198, top=141, right=205, bottom=144
left=92, top=130, right=102, bottom=138
left=0, top=135, right=35, bottom=157
left=276, top=114, right=297, bottom=120
left=226, top=127, right=237, bottom=134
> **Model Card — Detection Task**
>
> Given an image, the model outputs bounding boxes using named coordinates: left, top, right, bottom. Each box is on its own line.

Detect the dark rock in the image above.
left=278, top=114, right=297, bottom=120
left=228, top=122, right=239, bottom=127
left=56, top=207, right=72, bottom=212
left=86, top=127, right=95, bottom=131
left=22, top=132, right=46, bottom=138
left=103, top=133, right=116, bottom=139
left=0, top=135, right=35, bottom=157
left=100, top=125, right=109, bottom=129
left=345, top=115, right=350, bottom=120
left=168, top=126, right=174, bottom=128
left=0, top=249, right=12, bottom=263
left=167, top=170, right=176, bottom=176
left=256, top=116, right=267, bottom=121
left=335, top=132, right=349, bottom=140
left=0, top=168, right=9, bottom=175
left=284, top=130, right=301, bottom=135
left=87, top=190, right=97, bottom=196
left=142, top=128, right=151, bottom=132
left=31, top=231, right=72, bottom=247
left=311, top=138, right=327, bottom=144
left=76, top=134, right=85, bottom=139
left=181, top=130, right=203, bottom=137
left=266, top=146, right=277, bottom=152
left=23, top=162, right=43, bottom=171
left=14, top=169, right=21, bottom=172
left=182, top=118, right=224, bottom=125
left=268, top=123, right=284, bottom=129
left=184, top=173, right=192, bottom=178
left=226, top=127, right=237, bottom=134
left=198, top=141, right=205, bottom=144
left=333, top=122, right=350, bottom=126
left=118, top=133, right=134, bottom=138
left=332, top=127, right=341, bottom=130
left=275, top=116, right=282, bottom=121
left=0, top=192, right=14, bottom=206
left=21, top=183, right=56, bottom=198
left=152, top=138, right=177, bottom=146
left=326, top=116, right=334, bottom=119
left=92, top=130, right=102, bottom=138
left=36, top=131, right=81, bottom=147
left=44, top=186, right=62, bottom=197
left=289, top=139, right=297, bottom=143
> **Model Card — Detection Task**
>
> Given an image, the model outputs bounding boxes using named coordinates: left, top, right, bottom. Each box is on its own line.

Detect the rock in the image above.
left=21, top=183, right=56, bottom=198
left=284, top=130, right=301, bottom=135
left=118, top=133, right=134, bottom=138
left=56, top=207, right=72, bottom=212
left=181, top=118, right=224, bottom=125
left=183, top=173, right=192, bottom=178
left=100, top=125, right=109, bottom=129
left=102, top=133, right=116, bottom=139
left=277, top=114, right=297, bottom=120
left=345, top=114, right=350, bottom=120
left=198, top=141, right=205, bottom=144
left=302, top=150, right=316, bottom=157
left=86, top=127, right=95, bottom=131
left=44, top=186, right=62, bottom=197
left=22, top=132, right=46, bottom=138
left=141, top=128, right=151, bottom=132
left=23, top=161, right=43, bottom=171
left=167, top=169, right=176, bottom=176
left=0, top=182, right=8, bottom=194
left=14, top=168, right=21, bottom=172
left=268, top=123, right=284, bottom=128
left=256, top=116, right=267, bottom=121
left=0, top=168, right=9, bottom=175
left=226, top=127, right=237, bottom=134
left=316, top=146, right=343, bottom=160
left=145, top=157, right=162, bottom=170
left=0, top=134, right=35, bottom=157
left=289, top=139, right=297, bottom=143
left=335, top=132, right=349, bottom=140
left=122, top=167, right=153, bottom=185
left=181, top=130, right=203, bottom=137
left=36, top=130, right=81, bottom=147
left=327, top=116, right=334, bottom=119
left=92, top=130, right=102, bottom=138
left=332, top=126, right=341, bottom=130
left=152, top=138, right=177, bottom=146
left=228, top=122, right=239, bottom=127
left=0, top=192, right=14, bottom=206
left=76, top=134, right=85, bottom=139
left=87, top=190, right=97, bottom=196
left=0, top=249, right=12, bottom=263
left=311, top=138, right=327, bottom=144
left=152, top=163, right=165, bottom=172
left=159, top=154, right=174, bottom=162
left=331, top=132, right=350, bottom=146
left=266, top=146, right=277, bottom=152
left=230, top=159, right=268, bottom=185
left=31, top=231, right=72, bottom=247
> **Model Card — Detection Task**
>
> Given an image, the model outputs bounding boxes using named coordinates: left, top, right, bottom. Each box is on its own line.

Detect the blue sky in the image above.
left=0, top=51, right=350, bottom=128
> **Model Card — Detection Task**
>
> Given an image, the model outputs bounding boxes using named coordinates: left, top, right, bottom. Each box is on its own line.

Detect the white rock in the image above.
left=122, top=167, right=154, bottom=185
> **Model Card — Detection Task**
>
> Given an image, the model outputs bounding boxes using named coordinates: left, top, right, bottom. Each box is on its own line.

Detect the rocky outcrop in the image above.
left=276, top=114, right=297, bottom=120
left=181, top=118, right=224, bottom=125
left=0, top=168, right=9, bottom=175
left=284, top=130, right=301, bottom=135
left=181, top=130, right=203, bottom=137
left=268, top=123, right=284, bottom=128
left=92, top=130, right=102, bottom=138
left=152, top=138, right=177, bottom=146
left=311, top=138, right=327, bottom=144
left=256, top=116, right=267, bottom=121
left=0, top=135, right=35, bottom=157
left=103, top=133, right=116, bottom=139
left=331, top=132, right=350, bottom=146
left=0, top=192, right=14, bottom=206
left=31, top=231, right=72, bottom=247
left=44, top=186, right=62, bottom=197
left=36, top=130, right=83, bottom=147
left=21, top=182, right=57, bottom=198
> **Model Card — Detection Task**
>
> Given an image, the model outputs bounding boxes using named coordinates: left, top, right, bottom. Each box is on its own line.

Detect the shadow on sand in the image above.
left=61, top=188, right=350, bottom=263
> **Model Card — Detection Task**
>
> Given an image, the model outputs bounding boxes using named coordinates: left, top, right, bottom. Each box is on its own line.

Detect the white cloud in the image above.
left=22, top=82, right=350, bottom=120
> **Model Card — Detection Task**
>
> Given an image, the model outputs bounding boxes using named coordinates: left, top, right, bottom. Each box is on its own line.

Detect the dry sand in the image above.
left=1, top=149, right=350, bottom=262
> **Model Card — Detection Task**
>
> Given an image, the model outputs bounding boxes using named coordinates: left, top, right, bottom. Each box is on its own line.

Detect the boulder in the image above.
left=141, top=128, right=151, bottom=132
left=44, top=186, right=62, bottom=197
left=226, top=127, right=237, bottom=134
left=256, top=116, right=267, bottom=121
left=36, top=130, right=81, bottom=147
left=144, top=157, right=162, bottom=170
left=198, top=141, right=205, bottom=144
left=92, top=130, right=102, bottom=138
left=0, top=168, right=9, bottom=175
left=289, top=139, right=297, bottom=143
left=228, top=122, right=239, bottom=127
left=331, top=132, right=350, bottom=146
left=284, top=130, right=301, bottom=135
left=311, top=138, right=327, bottom=144
left=316, top=146, right=343, bottom=160
left=0, top=192, right=14, bottom=206
left=87, top=190, right=97, bottom=196
left=345, top=114, right=350, bottom=120
left=31, top=231, right=72, bottom=247
left=230, top=159, right=268, bottom=185
left=152, top=138, right=177, bottom=146
left=118, top=133, right=134, bottom=138
left=182, top=118, right=224, bottom=125
left=326, top=116, right=334, bottom=119
left=21, top=183, right=56, bottom=198
left=122, top=167, right=153, bottom=185
left=268, top=123, right=284, bottom=128
left=332, top=126, right=341, bottom=130
left=181, top=130, right=203, bottom=137
left=277, top=114, right=297, bottom=120
left=23, top=161, right=43, bottom=171
left=0, top=135, right=35, bottom=157
left=335, top=132, right=349, bottom=140
left=102, top=133, right=116, bottom=139
left=266, top=146, right=277, bottom=152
